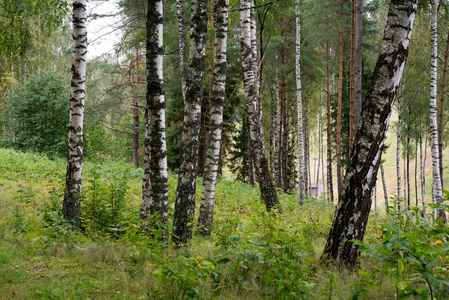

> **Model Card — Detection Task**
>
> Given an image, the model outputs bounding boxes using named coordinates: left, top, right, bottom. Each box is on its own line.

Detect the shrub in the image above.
left=6, top=71, right=69, bottom=157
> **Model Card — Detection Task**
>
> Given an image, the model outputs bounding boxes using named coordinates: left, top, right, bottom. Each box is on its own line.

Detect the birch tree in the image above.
left=429, top=0, right=446, bottom=222
left=176, top=0, right=187, bottom=101
left=240, top=0, right=281, bottom=213
left=172, top=0, right=208, bottom=245
left=322, top=0, right=418, bottom=267
left=140, top=0, right=168, bottom=233
left=62, top=0, right=87, bottom=228
left=197, top=0, right=229, bottom=236
left=296, top=0, right=305, bottom=205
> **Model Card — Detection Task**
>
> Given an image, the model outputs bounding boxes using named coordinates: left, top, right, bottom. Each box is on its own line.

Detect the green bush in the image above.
left=6, top=71, right=69, bottom=157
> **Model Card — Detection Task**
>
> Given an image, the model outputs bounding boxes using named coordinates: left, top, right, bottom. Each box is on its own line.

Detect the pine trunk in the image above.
left=349, top=0, right=355, bottom=154
left=397, top=93, right=403, bottom=208
left=63, top=0, right=88, bottom=228
left=354, top=0, right=362, bottom=133
left=197, top=0, right=229, bottom=236
left=140, top=0, right=169, bottom=234
left=296, top=0, right=305, bottom=204
left=336, top=0, right=344, bottom=198
left=172, top=0, right=208, bottom=245
left=322, top=0, right=418, bottom=267
left=240, top=0, right=281, bottom=213
left=439, top=28, right=449, bottom=189
left=380, top=162, right=388, bottom=213
left=429, top=0, right=446, bottom=222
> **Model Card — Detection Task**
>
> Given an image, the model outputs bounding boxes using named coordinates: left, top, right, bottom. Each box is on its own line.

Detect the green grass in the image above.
left=1, top=148, right=448, bottom=299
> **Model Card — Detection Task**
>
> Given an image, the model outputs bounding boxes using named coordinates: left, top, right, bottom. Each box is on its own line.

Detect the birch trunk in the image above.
left=176, top=0, right=187, bottom=101
left=304, top=95, right=310, bottom=196
left=415, top=139, right=418, bottom=207
left=172, top=0, right=208, bottom=244
left=296, top=0, right=304, bottom=204
left=63, top=0, right=87, bottom=228
left=131, top=46, right=140, bottom=167
left=140, top=0, right=168, bottom=233
left=326, top=40, right=334, bottom=203
left=429, top=0, right=446, bottom=222
left=274, top=69, right=281, bottom=189
left=322, top=0, right=418, bottom=267
left=420, top=126, right=425, bottom=207
left=240, top=0, right=281, bottom=212
left=197, top=0, right=229, bottom=236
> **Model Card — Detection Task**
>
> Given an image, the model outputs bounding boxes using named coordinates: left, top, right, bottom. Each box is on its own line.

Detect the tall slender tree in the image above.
left=322, top=0, right=418, bottom=267
left=62, top=0, right=87, bottom=228
left=140, top=0, right=168, bottom=233
left=176, top=0, right=187, bottom=101
left=197, top=0, right=229, bottom=236
left=240, top=0, right=281, bottom=213
left=172, top=0, right=208, bottom=245
left=438, top=28, right=449, bottom=189
left=429, top=0, right=446, bottom=222
left=336, top=0, right=344, bottom=198
left=354, top=0, right=362, bottom=133
left=296, top=0, right=305, bottom=205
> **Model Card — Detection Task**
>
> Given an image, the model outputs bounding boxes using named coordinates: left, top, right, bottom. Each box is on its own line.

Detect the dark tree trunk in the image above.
left=326, top=40, right=334, bottom=203
left=322, top=0, right=418, bottom=267
left=172, top=0, right=208, bottom=245
left=439, top=28, right=449, bottom=189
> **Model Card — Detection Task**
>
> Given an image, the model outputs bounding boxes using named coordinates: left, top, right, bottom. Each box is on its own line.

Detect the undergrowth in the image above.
left=1, top=148, right=448, bottom=299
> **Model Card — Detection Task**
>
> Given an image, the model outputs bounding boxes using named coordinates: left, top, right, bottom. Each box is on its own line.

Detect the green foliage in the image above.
left=5, top=71, right=69, bottom=157
left=357, top=200, right=449, bottom=299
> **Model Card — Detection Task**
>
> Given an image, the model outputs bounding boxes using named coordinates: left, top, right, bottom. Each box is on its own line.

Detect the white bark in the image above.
left=197, top=0, right=229, bottom=236
left=177, top=0, right=187, bottom=101
left=63, top=0, right=87, bottom=228
left=296, top=0, right=305, bottom=205
left=240, top=0, right=280, bottom=212
left=429, top=0, right=446, bottom=222
left=141, top=0, right=169, bottom=232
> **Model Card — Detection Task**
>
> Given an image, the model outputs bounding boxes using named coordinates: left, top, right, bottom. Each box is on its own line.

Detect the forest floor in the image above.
left=1, top=148, right=449, bottom=299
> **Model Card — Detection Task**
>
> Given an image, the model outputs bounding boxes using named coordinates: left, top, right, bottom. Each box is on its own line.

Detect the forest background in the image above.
left=1, top=0, right=449, bottom=299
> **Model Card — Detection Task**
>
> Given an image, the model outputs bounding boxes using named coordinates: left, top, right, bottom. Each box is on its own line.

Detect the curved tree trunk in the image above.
left=429, top=0, right=446, bottom=222
left=172, top=0, right=208, bottom=245
left=63, top=0, right=87, bottom=229
left=197, top=0, right=229, bottom=236
left=322, top=0, right=418, bottom=267
left=240, top=0, right=281, bottom=213
left=140, top=0, right=169, bottom=234
left=296, top=0, right=305, bottom=205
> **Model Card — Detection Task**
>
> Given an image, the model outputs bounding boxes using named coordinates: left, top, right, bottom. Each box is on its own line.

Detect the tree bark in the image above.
left=438, top=28, right=449, bottom=189
left=131, top=46, right=140, bottom=167
left=296, top=0, right=305, bottom=204
left=274, top=65, right=281, bottom=189
left=349, top=0, right=355, bottom=155
left=322, top=0, right=418, bottom=267
left=63, top=0, right=88, bottom=228
left=429, top=0, right=446, bottom=222
left=380, top=162, right=388, bottom=213
left=197, top=0, right=229, bottom=236
left=354, top=0, right=362, bottom=133
left=326, top=39, right=334, bottom=203
left=172, top=0, right=208, bottom=245
left=240, top=0, right=281, bottom=213
left=176, top=0, right=187, bottom=101
left=397, top=92, right=403, bottom=209
left=336, top=0, right=344, bottom=198
left=140, top=0, right=169, bottom=234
